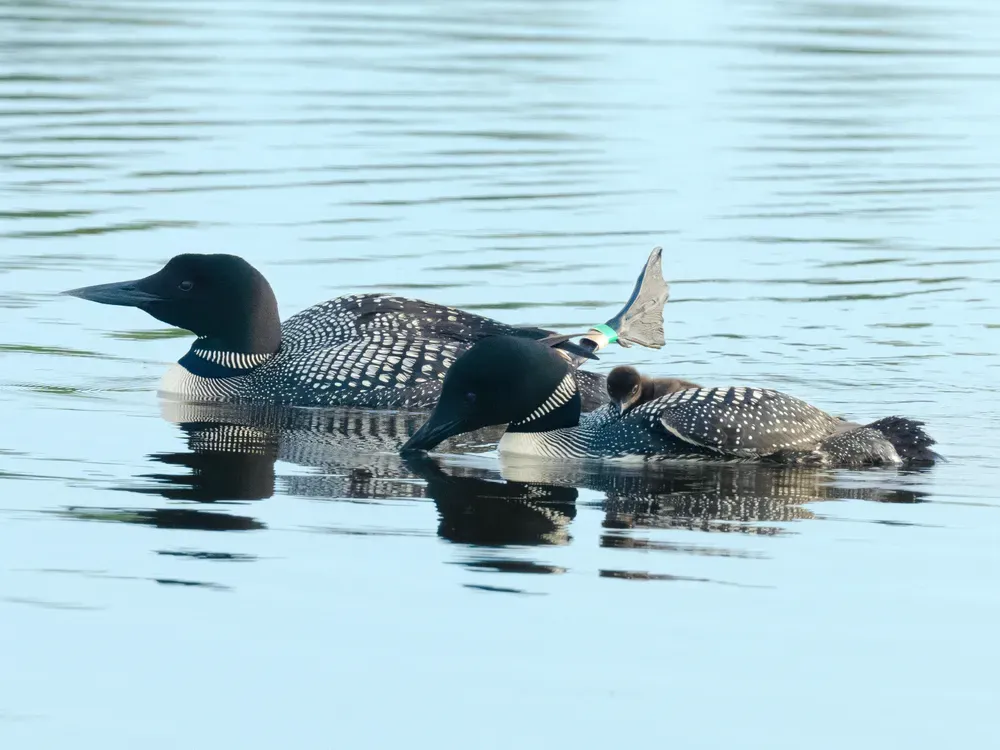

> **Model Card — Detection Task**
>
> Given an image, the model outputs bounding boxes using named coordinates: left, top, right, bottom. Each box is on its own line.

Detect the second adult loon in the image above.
left=63, top=249, right=670, bottom=409
left=401, top=336, right=938, bottom=467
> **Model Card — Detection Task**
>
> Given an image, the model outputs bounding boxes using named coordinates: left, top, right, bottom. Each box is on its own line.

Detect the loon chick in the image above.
left=63, top=253, right=661, bottom=409
left=401, top=336, right=938, bottom=467
left=606, top=365, right=699, bottom=414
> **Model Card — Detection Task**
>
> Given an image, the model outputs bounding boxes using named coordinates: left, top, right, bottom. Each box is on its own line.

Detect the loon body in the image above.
left=64, top=253, right=630, bottom=409
left=606, top=365, right=700, bottom=413
left=402, top=337, right=938, bottom=468
left=157, top=291, right=612, bottom=409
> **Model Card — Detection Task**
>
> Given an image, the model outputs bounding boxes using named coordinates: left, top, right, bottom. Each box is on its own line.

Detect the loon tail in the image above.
left=866, top=416, right=939, bottom=466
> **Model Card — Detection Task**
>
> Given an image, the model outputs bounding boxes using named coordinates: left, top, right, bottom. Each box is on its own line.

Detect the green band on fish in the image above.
left=590, top=324, right=619, bottom=344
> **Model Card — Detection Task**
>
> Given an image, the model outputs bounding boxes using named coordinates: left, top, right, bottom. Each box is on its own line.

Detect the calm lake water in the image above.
left=2, top=0, right=1000, bottom=747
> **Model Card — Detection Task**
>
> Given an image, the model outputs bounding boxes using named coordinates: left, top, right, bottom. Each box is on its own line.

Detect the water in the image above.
left=2, top=0, right=1000, bottom=746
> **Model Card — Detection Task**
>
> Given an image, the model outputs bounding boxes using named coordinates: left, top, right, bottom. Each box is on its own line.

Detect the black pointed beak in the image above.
left=401, top=416, right=467, bottom=454
left=62, top=279, right=162, bottom=308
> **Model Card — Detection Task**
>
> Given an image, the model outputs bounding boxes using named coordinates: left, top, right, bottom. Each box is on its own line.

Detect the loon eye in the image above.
left=465, top=391, right=477, bottom=404
left=178, top=280, right=194, bottom=292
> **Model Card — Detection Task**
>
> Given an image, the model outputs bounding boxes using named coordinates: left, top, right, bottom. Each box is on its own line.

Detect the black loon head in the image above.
left=402, top=335, right=580, bottom=453
left=606, top=365, right=644, bottom=413
left=63, top=253, right=281, bottom=355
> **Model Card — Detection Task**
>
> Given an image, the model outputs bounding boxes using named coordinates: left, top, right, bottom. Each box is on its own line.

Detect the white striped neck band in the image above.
left=191, top=348, right=273, bottom=371
left=510, top=372, right=577, bottom=427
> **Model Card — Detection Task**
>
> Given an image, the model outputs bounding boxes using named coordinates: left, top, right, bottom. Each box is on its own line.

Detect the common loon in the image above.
left=401, top=336, right=938, bottom=467
left=63, top=248, right=670, bottom=410
left=606, top=365, right=700, bottom=413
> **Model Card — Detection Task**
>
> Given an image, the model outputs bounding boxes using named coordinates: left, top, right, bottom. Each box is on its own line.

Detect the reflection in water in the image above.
left=403, top=453, right=578, bottom=546
left=77, top=402, right=929, bottom=557
left=500, top=456, right=926, bottom=532
left=57, top=506, right=265, bottom=532
left=145, top=428, right=278, bottom=501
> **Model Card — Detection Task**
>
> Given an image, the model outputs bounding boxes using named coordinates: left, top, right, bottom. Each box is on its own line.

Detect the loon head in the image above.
left=63, top=253, right=281, bottom=355
left=606, top=365, right=644, bottom=414
left=402, top=335, right=581, bottom=453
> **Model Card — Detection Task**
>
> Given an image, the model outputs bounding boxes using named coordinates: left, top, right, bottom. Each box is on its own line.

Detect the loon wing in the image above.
left=649, top=387, right=841, bottom=458
left=279, top=294, right=591, bottom=357
left=268, top=295, right=611, bottom=410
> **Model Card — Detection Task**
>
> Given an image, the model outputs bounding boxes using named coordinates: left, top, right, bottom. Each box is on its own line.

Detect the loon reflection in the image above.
left=85, top=401, right=930, bottom=544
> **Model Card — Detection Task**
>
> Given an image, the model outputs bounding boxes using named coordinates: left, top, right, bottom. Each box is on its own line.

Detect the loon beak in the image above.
left=62, top=278, right=163, bottom=308
left=401, top=416, right=466, bottom=454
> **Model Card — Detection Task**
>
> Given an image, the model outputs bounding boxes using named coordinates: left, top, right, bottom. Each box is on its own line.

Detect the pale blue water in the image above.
left=2, top=1, right=1000, bottom=747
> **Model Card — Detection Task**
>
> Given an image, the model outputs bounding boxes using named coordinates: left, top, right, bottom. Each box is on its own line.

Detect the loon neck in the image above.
left=180, top=340, right=274, bottom=378
left=184, top=268, right=282, bottom=358
left=507, top=372, right=581, bottom=434
left=640, top=378, right=656, bottom=404
left=240, top=289, right=282, bottom=356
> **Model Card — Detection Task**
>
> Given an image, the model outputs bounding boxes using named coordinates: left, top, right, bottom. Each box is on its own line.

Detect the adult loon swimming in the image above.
left=63, top=248, right=671, bottom=409
left=401, top=336, right=938, bottom=467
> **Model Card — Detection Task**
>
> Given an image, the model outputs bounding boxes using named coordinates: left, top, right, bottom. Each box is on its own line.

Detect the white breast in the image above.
left=498, top=431, right=550, bottom=456
left=159, top=362, right=254, bottom=401
left=158, top=363, right=229, bottom=400
left=159, top=363, right=196, bottom=396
